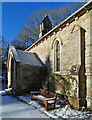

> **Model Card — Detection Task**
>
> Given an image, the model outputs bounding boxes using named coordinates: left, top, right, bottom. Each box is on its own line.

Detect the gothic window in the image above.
left=56, top=41, right=60, bottom=71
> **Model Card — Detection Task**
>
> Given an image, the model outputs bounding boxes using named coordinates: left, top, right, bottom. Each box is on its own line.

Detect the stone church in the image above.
left=7, top=1, right=92, bottom=109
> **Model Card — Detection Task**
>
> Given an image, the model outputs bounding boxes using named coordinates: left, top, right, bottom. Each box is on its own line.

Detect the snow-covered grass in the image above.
left=0, top=90, right=7, bottom=96
left=17, top=94, right=92, bottom=119
left=18, top=94, right=31, bottom=102
left=5, top=89, right=12, bottom=95
left=0, top=88, right=12, bottom=96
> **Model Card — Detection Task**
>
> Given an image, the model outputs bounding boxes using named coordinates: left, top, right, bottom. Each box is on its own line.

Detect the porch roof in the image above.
left=16, top=49, right=44, bottom=67
left=7, top=46, right=44, bottom=68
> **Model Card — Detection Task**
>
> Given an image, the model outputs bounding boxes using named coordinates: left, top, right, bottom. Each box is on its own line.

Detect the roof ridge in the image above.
left=17, top=49, right=33, bottom=54
left=11, top=46, right=21, bottom=63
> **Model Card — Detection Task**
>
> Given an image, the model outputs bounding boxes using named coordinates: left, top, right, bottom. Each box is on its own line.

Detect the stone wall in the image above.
left=29, top=11, right=90, bottom=74
left=86, top=9, right=92, bottom=108
left=15, top=63, right=43, bottom=95
left=28, top=10, right=92, bottom=108
left=8, top=49, right=16, bottom=90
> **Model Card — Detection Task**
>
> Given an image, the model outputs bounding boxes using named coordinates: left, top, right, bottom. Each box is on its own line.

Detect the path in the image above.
left=1, top=95, right=49, bottom=118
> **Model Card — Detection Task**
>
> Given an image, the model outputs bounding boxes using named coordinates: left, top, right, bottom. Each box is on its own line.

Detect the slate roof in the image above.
left=40, top=14, right=50, bottom=24
left=16, top=49, right=43, bottom=67
left=10, top=46, right=43, bottom=67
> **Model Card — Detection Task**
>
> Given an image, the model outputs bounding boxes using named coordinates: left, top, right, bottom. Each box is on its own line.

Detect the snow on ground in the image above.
left=5, top=88, right=12, bottom=95
left=0, top=88, right=12, bottom=96
left=0, top=91, right=7, bottom=96
left=18, top=94, right=31, bottom=102
left=17, top=94, right=92, bottom=119
left=1, top=89, right=92, bottom=119
left=1, top=95, right=49, bottom=118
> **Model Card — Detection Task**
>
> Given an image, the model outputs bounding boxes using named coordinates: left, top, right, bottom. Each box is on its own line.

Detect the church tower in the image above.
left=39, top=15, right=52, bottom=38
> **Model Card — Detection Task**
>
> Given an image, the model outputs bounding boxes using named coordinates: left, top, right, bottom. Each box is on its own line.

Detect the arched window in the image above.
left=51, top=38, right=62, bottom=72
left=56, top=41, right=60, bottom=71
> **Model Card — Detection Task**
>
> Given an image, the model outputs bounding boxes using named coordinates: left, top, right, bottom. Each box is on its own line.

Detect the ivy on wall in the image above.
left=44, top=73, right=76, bottom=96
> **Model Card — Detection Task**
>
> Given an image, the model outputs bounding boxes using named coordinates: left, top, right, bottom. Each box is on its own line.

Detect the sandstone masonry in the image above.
left=26, top=1, right=92, bottom=109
